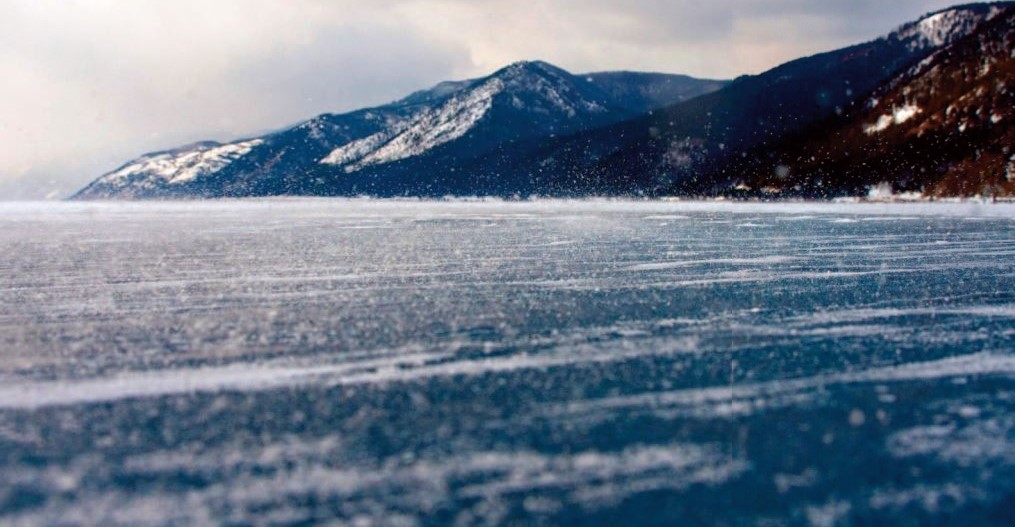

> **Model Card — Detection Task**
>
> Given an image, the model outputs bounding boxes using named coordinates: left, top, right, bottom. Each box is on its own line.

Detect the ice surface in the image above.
left=0, top=199, right=1013, bottom=526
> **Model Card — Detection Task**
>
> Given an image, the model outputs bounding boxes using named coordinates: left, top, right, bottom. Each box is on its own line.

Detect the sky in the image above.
left=0, top=0, right=963, bottom=199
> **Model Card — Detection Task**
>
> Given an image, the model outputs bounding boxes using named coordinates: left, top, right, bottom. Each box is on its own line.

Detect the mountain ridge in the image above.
left=74, top=61, right=725, bottom=199
left=716, top=7, right=1015, bottom=199
left=73, top=2, right=1013, bottom=200
left=490, top=2, right=1013, bottom=197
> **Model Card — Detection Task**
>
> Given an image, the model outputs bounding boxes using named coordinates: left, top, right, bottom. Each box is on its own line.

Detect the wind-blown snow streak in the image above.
left=0, top=332, right=704, bottom=409
left=1, top=340, right=1012, bottom=411
left=1, top=200, right=1014, bottom=525
left=4, top=439, right=746, bottom=526
left=550, top=353, right=1015, bottom=420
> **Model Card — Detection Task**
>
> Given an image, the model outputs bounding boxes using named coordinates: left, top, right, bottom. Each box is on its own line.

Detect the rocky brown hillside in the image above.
left=722, top=7, right=1014, bottom=199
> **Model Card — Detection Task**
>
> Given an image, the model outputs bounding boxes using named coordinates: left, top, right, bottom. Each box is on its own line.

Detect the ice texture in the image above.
left=0, top=199, right=1013, bottom=526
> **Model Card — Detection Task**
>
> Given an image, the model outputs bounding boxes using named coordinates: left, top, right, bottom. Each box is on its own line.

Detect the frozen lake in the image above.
left=1, top=199, right=1014, bottom=526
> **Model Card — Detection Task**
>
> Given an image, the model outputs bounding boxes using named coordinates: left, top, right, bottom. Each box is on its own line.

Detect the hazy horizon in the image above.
left=0, top=0, right=971, bottom=199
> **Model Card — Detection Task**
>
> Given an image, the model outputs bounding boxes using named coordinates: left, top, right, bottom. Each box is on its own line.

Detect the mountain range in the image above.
left=74, top=2, right=1014, bottom=200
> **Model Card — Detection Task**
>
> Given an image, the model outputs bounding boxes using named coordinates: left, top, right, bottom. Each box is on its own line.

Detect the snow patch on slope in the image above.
left=912, top=12, right=966, bottom=47
left=344, top=78, right=504, bottom=172
left=319, top=61, right=611, bottom=172
left=892, top=7, right=1000, bottom=52
left=864, top=104, right=921, bottom=135
left=103, top=140, right=264, bottom=186
left=499, top=62, right=607, bottom=117
left=319, top=125, right=409, bottom=166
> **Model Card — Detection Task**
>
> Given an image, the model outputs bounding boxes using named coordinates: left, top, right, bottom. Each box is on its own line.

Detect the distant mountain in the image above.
left=73, top=2, right=1012, bottom=200
left=493, top=2, right=1012, bottom=196
left=581, top=72, right=728, bottom=115
left=717, top=7, right=1015, bottom=199
left=73, top=62, right=725, bottom=199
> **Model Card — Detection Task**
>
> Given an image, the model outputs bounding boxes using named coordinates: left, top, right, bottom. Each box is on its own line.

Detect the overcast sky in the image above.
left=0, top=0, right=962, bottom=198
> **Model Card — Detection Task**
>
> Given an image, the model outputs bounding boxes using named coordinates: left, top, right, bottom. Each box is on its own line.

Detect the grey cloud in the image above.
left=0, top=1, right=471, bottom=198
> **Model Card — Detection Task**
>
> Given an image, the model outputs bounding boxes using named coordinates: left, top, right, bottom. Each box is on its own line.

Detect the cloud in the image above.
left=389, top=0, right=959, bottom=75
left=0, top=0, right=471, bottom=198
left=0, top=0, right=960, bottom=198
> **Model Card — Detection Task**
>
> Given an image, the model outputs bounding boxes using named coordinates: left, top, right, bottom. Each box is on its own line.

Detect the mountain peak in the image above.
left=70, top=66, right=720, bottom=199
left=499, top=59, right=559, bottom=71
left=489, top=60, right=570, bottom=82
left=888, top=2, right=1011, bottom=50
left=322, top=60, right=615, bottom=174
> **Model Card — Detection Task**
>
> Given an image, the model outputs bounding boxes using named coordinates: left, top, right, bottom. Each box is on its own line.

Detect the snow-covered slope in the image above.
left=74, top=61, right=720, bottom=199
left=320, top=61, right=615, bottom=175
left=73, top=107, right=424, bottom=199
left=891, top=3, right=1007, bottom=50
left=326, top=77, right=504, bottom=172
left=84, top=140, right=264, bottom=196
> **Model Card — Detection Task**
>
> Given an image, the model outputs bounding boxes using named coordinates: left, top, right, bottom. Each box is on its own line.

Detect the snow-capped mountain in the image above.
left=721, top=7, right=1015, bottom=199
left=74, top=62, right=725, bottom=199
left=322, top=62, right=610, bottom=174
left=498, top=2, right=1012, bottom=197
left=300, top=61, right=691, bottom=197
left=73, top=2, right=1012, bottom=200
